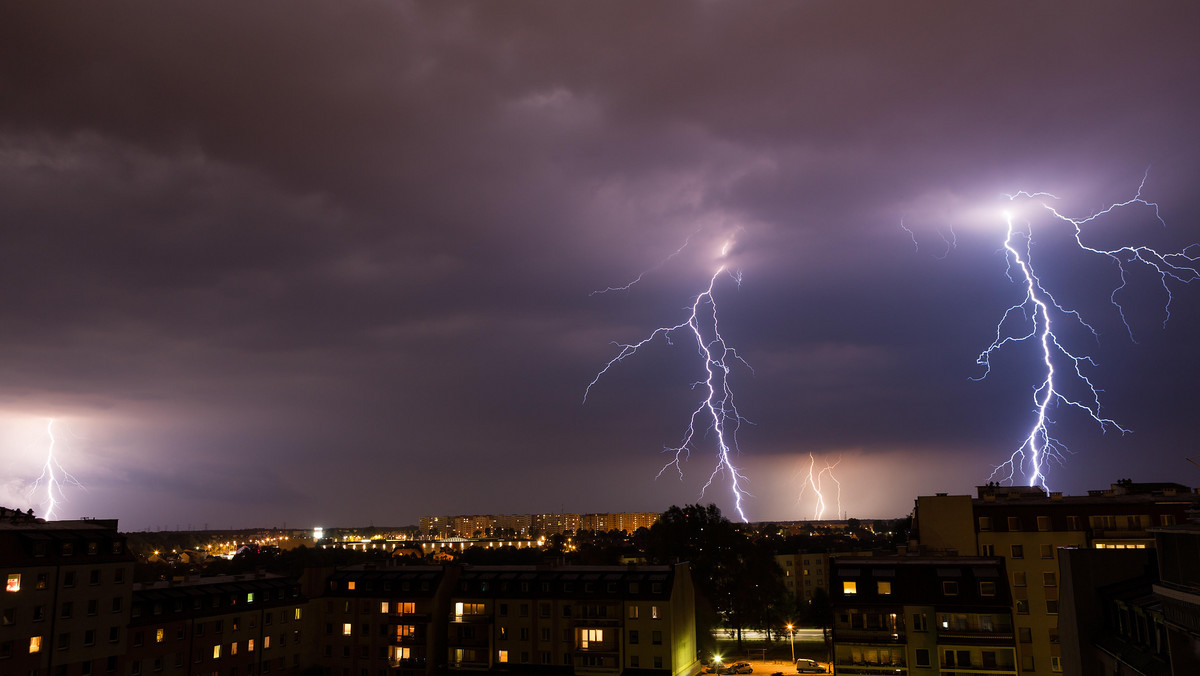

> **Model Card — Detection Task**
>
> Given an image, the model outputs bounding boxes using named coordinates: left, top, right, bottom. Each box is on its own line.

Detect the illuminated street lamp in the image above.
left=786, top=623, right=795, bottom=663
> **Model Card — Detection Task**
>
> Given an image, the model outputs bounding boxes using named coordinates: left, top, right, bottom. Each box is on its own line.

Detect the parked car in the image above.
left=723, top=662, right=752, bottom=674
left=795, top=658, right=826, bottom=673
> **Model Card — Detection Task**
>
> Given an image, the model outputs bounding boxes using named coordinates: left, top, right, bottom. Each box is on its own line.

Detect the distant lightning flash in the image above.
left=797, top=452, right=842, bottom=520
left=28, top=418, right=83, bottom=520
left=585, top=234, right=753, bottom=522
left=979, top=173, right=1199, bottom=488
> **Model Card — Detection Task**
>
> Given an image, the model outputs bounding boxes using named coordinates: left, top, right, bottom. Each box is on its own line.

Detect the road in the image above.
left=711, top=628, right=826, bottom=642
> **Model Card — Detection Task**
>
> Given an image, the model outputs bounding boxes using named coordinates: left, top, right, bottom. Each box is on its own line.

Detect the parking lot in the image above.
left=704, top=657, right=831, bottom=674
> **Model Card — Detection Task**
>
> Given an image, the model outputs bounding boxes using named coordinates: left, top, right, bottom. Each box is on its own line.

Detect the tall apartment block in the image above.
left=314, top=563, right=697, bottom=676
left=124, top=575, right=309, bottom=676
left=831, top=557, right=1018, bottom=675
left=1, top=510, right=135, bottom=676
left=417, top=514, right=659, bottom=539
left=1150, top=520, right=1200, bottom=674
left=912, top=481, right=1195, bottom=675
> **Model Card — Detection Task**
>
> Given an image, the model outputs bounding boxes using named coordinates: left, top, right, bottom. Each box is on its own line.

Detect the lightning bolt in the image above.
left=585, top=234, right=753, bottom=522
left=978, top=173, right=1198, bottom=488
left=797, top=452, right=842, bottom=520
left=28, top=418, right=83, bottom=520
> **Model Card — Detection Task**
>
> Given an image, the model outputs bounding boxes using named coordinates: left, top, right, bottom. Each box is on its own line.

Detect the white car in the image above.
left=795, top=658, right=826, bottom=673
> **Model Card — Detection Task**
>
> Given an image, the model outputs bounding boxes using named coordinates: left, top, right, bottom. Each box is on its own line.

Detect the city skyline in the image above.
left=1, top=3, right=1199, bottom=529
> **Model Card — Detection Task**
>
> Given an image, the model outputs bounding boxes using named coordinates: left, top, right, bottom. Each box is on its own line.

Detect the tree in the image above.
left=644, top=504, right=786, bottom=652
left=806, top=586, right=834, bottom=658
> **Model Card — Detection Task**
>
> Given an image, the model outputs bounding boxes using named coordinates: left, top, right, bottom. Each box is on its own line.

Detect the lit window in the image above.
left=877, top=581, right=891, bottom=595
left=651, top=605, right=659, bottom=619
left=294, top=608, right=302, bottom=621
left=246, top=593, right=254, bottom=604
left=30, top=636, right=43, bottom=653
left=230, top=642, right=238, bottom=655
left=212, top=645, right=221, bottom=659
left=1051, top=656, right=1062, bottom=672
left=264, top=636, right=270, bottom=649
left=498, top=650, right=508, bottom=663
left=580, top=629, right=603, bottom=649
left=628, top=606, right=638, bottom=619
left=6, top=574, right=19, bottom=592
left=247, top=639, right=255, bottom=652
left=342, top=623, right=352, bottom=636
left=155, top=629, right=164, bottom=644
left=380, top=602, right=389, bottom=614
left=398, top=602, right=415, bottom=614
left=843, top=581, right=857, bottom=595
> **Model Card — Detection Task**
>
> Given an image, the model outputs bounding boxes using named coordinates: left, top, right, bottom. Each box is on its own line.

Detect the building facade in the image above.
left=913, top=482, right=1195, bottom=675
left=1, top=511, right=135, bottom=676
left=444, top=564, right=697, bottom=675
left=124, top=575, right=309, bottom=676
left=831, top=556, right=1018, bottom=676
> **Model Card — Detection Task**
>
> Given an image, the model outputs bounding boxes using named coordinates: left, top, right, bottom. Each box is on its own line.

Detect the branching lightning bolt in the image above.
left=585, top=235, right=754, bottom=522
left=797, top=452, right=842, bottom=520
left=28, top=418, right=83, bottom=520
left=979, top=173, right=1198, bottom=488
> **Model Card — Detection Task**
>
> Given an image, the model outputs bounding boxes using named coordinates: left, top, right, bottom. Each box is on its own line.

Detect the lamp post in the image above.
left=786, top=623, right=795, bottom=664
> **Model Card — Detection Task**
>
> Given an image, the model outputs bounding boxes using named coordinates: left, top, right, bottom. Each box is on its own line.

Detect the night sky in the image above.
left=2, top=2, right=1200, bottom=530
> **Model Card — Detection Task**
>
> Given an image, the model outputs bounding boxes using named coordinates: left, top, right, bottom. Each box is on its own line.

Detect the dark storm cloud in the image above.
left=1, top=2, right=1199, bottom=527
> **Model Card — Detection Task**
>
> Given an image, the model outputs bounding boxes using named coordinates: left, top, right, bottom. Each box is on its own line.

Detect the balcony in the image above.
left=451, top=613, right=491, bottom=624
left=834, top=628, right=906, bottom=643
left=389, top=656, right=427, bottom=669
left=833, top=661, right=907, bottom=675
left=939, top=663, right=1016, bottom=675
left=391, top=611, right=431, bottom=622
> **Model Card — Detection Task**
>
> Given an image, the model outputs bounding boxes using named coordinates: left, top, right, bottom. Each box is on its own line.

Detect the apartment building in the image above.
left=776, top=551, right=875, bottom=604
left=912, top=481, right=1195, bottom=675
left=319, top=567, right=452, bottom=676
left=1150, top=521, right=1200, bottom=675
left=418, top=514, right=659, bottom=539
left=1, top=510, right=135, bottom=676
left=830, top=557, right=1018, bottom=675
left=445, top=563, right=697, bottom=675
left=124, top=575, right=309, bottom=676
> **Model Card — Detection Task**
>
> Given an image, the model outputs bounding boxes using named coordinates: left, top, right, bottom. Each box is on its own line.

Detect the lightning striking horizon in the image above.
left=979, top=173, right=1199, bottom=488
left=585, top=234, right=753, bottom=522
left=797, top=452, right=842, bottom=520
left=28, top=418, right=83, bottom=520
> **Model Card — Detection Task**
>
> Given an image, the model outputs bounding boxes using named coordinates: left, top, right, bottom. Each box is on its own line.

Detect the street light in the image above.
left=786, top=623, right=795, bottom=664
